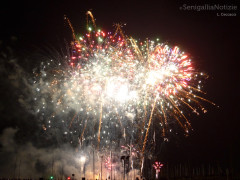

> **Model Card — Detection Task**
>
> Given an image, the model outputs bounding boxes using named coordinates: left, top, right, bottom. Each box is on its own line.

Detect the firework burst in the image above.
left=153, top=161, right=164, bottom=179
left=31, top=12, right=214, bottom=160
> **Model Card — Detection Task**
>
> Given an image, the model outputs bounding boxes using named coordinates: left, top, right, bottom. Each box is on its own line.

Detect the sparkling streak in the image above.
left=142, top=96, right=158, bottom=156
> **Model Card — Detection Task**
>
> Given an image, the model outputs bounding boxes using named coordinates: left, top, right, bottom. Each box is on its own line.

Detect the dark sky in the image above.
left=0, top=0, right=239, bottom=169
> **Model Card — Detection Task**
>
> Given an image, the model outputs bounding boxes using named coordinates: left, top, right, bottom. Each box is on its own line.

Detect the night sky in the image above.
left=0, top=0, right=239, bottom=176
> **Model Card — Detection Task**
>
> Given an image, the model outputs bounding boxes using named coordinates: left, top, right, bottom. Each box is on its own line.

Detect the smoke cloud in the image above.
left=0, top=128, right=140, bottom=179
left=0, top=39, right=141, bottom=179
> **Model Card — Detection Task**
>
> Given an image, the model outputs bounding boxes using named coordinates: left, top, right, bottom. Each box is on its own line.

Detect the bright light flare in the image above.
left=80, top=156, right=86, bottom=163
